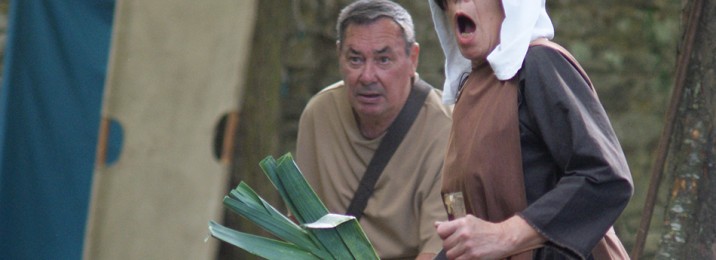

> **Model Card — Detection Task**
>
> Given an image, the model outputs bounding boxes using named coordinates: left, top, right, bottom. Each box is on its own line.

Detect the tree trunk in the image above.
left=656, top=0, right=716, bottom=259
left=217, top=0, right=289, bottom=259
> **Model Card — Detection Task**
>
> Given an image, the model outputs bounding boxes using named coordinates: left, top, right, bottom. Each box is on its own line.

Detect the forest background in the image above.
left=222, top=0, right=683, bottom=259
left=0, top=0, right=685, bottom=259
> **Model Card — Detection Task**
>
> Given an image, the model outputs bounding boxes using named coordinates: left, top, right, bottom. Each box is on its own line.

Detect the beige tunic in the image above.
left=295, top=80, right=452, bottom=259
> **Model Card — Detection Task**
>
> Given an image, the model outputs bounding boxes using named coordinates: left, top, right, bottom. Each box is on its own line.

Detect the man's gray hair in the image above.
left=336, top=0, right=416, bottom=54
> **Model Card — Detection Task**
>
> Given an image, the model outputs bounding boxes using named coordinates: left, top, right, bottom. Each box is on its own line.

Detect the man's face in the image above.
left=338, top=18, right=419, bottom=122
left=445, top=0, right=504, bottom=62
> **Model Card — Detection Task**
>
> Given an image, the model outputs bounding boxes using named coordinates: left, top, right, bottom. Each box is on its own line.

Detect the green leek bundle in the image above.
left=208, top=153, right=379, bottom=260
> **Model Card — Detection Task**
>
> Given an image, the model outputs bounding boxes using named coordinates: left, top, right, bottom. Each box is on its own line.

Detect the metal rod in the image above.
left=630, top=0, right=704, bottom=258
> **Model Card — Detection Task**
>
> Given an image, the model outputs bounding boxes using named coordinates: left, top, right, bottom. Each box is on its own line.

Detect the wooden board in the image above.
left=83, top=1, right=256, bottom=259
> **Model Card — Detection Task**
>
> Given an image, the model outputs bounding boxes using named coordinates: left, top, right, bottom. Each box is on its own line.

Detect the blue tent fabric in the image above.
left=0, top=0, right=116, bottom=259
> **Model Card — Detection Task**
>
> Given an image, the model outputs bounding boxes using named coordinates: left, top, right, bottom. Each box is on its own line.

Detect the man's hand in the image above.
left=435, top=215, right=545, bottom=259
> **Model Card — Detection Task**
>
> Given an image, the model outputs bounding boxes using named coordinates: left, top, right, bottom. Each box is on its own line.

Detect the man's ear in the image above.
left=336, top=40, right=341, bottom=56
left=410, top=42, right=420, bottom=71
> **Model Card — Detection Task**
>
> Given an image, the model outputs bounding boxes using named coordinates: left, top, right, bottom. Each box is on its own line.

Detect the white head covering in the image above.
left=429, top=0, right=555, bottom=104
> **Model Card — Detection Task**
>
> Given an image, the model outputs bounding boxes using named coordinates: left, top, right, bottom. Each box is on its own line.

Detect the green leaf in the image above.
left=208, top=221, right=319, bottom=260
left=303, top=214, right=379, bottom=259
left=334, top=218, right=379, bottom=259
left=212, top=153, right=378, bottom=260
left=259, top=156, right=301, bottom=221
left=223, top=182, right=333, bottom=259
left=273, top=153, right=354, bottom=259
left=274, top=153, right=329, bottom=222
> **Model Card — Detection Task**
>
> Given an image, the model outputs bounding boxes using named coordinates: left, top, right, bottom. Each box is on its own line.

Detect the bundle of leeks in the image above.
left=208, top=153, right=379, bottom=260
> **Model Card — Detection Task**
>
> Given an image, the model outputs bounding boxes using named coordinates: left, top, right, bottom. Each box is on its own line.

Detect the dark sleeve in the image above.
left=516, top=46, right=634, bottom=259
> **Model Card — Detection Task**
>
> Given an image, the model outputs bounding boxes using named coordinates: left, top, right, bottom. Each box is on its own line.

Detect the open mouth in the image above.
left=456, top=14, right=476, bottom=36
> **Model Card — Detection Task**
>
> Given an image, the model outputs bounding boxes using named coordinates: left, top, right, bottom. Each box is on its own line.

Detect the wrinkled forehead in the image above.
left=343, top=16, right=403, bottom=34
left=339, top=17, right=410, bottom=50
left=337, top=17, right=412, bottom=51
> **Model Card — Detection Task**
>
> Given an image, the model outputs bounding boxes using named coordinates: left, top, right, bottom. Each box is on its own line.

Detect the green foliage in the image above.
left=210, top=153, right=379, bottom=260
left=209, top=222, right=319, bottom=260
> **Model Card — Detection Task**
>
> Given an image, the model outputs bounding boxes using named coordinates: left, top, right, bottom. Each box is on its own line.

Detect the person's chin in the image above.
left=458, top=45, right=490, bottom=63
left=354, top=105, right=384, bottom=118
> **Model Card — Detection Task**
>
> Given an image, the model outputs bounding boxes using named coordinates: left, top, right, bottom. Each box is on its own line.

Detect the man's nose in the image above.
left=358, top=62, right=377, bottom=84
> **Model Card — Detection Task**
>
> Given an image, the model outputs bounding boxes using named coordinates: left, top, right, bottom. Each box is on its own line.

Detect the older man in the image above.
left=295, top=0, right=452, bottom=259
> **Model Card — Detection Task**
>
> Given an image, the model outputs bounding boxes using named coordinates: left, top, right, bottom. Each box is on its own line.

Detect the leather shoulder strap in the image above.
left=529, top=38, right=594, bottom=89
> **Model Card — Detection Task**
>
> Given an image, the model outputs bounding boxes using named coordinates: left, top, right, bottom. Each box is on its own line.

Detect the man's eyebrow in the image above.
left=374, top=46, right=391, bottom=54
left=346, top=46, right=391, bottom=55
left=348, top=48, right=362, bottom=55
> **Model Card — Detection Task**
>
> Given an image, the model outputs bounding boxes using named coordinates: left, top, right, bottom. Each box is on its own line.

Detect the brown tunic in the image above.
left=441, top=39, right=632, bottom=259
left=441, top=58, right=532, bottom=260
left=441, top=61, right=526, bottom=221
